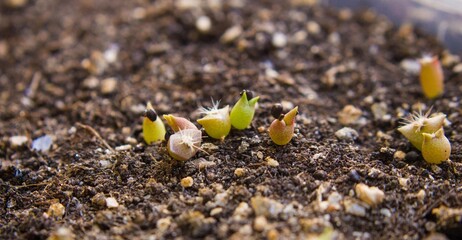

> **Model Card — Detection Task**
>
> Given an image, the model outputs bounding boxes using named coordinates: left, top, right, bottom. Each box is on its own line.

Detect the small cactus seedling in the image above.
left=163, top=114, right=198, bottom=132
left=167, top=128, right=203, bottom=161
left=268, top=104, right=298, bottom=145
left=421, top=128, right=451, bottom=164
left=197, top=101, right=231, bottom=140
left=142, top=102, right=166, bottom=144
left=163, top=115, right=202, bottom=161
left=397, top=108, right=446, bottom=150
left=230, top=90, right=260, bottom=130
left=419, top=56, right=444, bottom=99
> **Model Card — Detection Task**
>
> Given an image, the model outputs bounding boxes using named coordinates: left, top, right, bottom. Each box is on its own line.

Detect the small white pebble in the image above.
left=344, top=200, right=366, bottom=217
left=105, top=197, right=119, bottom=208
left=272, top=32, right=287, bottom=48
left=355, top=183, right=385, bottom=207
left=335, top=127, right=358, bottom=141
left=9, top=136, right=28, bottom=147
left=196, top=16, right=212, bottom=33
left=115, top=144, right=132, bottom=151
left=220, top=25, right=242, bottom=44
left=47, top=202, right=65, bottom=218
left=234, top=168, right=246, bottom=177
left=265, top=157, right=279, bottom=167
left=100, top=77, right=117, bottom=94
left=380, top=208, right=391, bottom=217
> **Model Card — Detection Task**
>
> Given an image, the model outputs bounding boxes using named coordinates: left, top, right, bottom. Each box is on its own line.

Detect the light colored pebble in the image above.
left=9, top=136, right=28, bottom=147
left=250, top=196, right=284, bottom=218
left=380, top=208, right=392, bottom=217
left=234, top=168, right=246, bottom=177
left=181, top=176, right=194, bottom=188
left=394, top=150, right=406, bottom=160
left=106, top=197, right=119, bottom=208
left=265, top=157, right=279, bottom=167
left=100, top=77, right=117, bottom=94
left=416, top=189, right=426, bottom=202
left=355, top=183, right=385, bottom=207
left=344, top=200, right=367, bottom=217
left=220, top=25, right=242, bottom=44
left=337, top=105, right=362, bottom=125
left=272, top=32, right=287, bottom=48
left=196, top=16, right=212, bottom=33
left=233, top=202, right=251, bottom=221
left=47, top=202, right=65, bottom=218
left=115, top=144, right=131, bottom=151
left=253, top=216, right=268, bottom=232
left=306, top=21, right=321, bottom=34
left=400, top=59, right=421, bottom=74
left=398, top=177, right=409, bottom=190
left=371, top=102, right=390, bottom=121
left=83, top=77, right=100, bottom=89
left=335, top=127, right=358, bottom=141
left=48, top=227, right=75, bottom=240
left=210, top=207, right=223, bottom=216
left=32, top=135, right=53, bottom=152
left=156, top=217, right=172, bottom=232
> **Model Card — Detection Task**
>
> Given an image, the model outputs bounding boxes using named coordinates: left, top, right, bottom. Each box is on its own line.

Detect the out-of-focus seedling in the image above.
left=197, top=100, right=231, bottom=140
left=398, top=107, right=451, bottom=164
left=230, top=90, right=260, bottom=130
left=397, top=108, right=446, bottom=150
left=143, top=102, right=166, bottom=144
left=163, top=114, right=202, bottom=161
left=421, top=128, right=451, bottom=164
left=268, top=104, right=298, bottom=145
left=419, top=56, right=444, bottom=99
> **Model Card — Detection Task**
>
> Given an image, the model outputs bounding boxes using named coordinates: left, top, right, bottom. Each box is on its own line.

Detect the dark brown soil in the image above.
left=1, top=0, right=461, bottom=239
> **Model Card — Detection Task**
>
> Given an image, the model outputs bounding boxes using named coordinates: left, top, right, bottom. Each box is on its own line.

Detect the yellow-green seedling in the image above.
left=268, top=104, right=298, bottom=145
left=197, top=101, right=231, bottom=140
left=163, top=114, right=198, bottom=132
left=397, top=108, right=446, bottom=150
left=419, top=56, right=444, bottom=99
left=143, top=102, right=166, bottom=144
left=167, top=128, right=203, bottom=161
left=421, top=128, right=451, bottom=164
left=230, top=90, right=260, bottom=130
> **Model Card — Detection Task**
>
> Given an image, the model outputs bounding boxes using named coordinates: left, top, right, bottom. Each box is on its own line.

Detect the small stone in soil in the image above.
left=105, top=197, right=119, bottom=208
left=32, top=135, right=53, bottom=152
left=181, top=176, right=194, bottom=188
left=9, top=135, right=28, bottom=147
left=335, top=127, right=358, bottom=141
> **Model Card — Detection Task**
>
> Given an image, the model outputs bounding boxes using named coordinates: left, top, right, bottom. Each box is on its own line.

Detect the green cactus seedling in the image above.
left=230, top=90, right=260, bottom=130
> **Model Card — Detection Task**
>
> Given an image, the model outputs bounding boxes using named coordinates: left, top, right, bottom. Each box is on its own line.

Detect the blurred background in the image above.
left=324, top=0, right=462, bottom=55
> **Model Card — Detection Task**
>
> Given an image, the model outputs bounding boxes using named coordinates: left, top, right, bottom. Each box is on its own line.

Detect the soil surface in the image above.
left=1, top=0, right=462, bottom=239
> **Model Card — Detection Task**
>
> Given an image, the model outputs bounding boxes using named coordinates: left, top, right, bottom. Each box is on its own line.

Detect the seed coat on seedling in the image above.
left=142, top=102, right=166, bottom=144
left=230, top=90, right=260, bottom=130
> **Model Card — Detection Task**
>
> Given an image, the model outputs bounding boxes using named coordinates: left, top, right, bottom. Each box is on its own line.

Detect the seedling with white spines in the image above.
left=197, top=100, right=231, bottom=140
left=397, top=107, right=446, bottom=150
left=268, top=104, right=298, bottom=145
left=419, top=55, right=444, bottom=99
left=421, top=128, right=451, bottom=164
left=167, top=128, right=203, bottom=161
left=230, top=90, right=260, bottom=130
left=142, top=102, right=166, bottom=144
